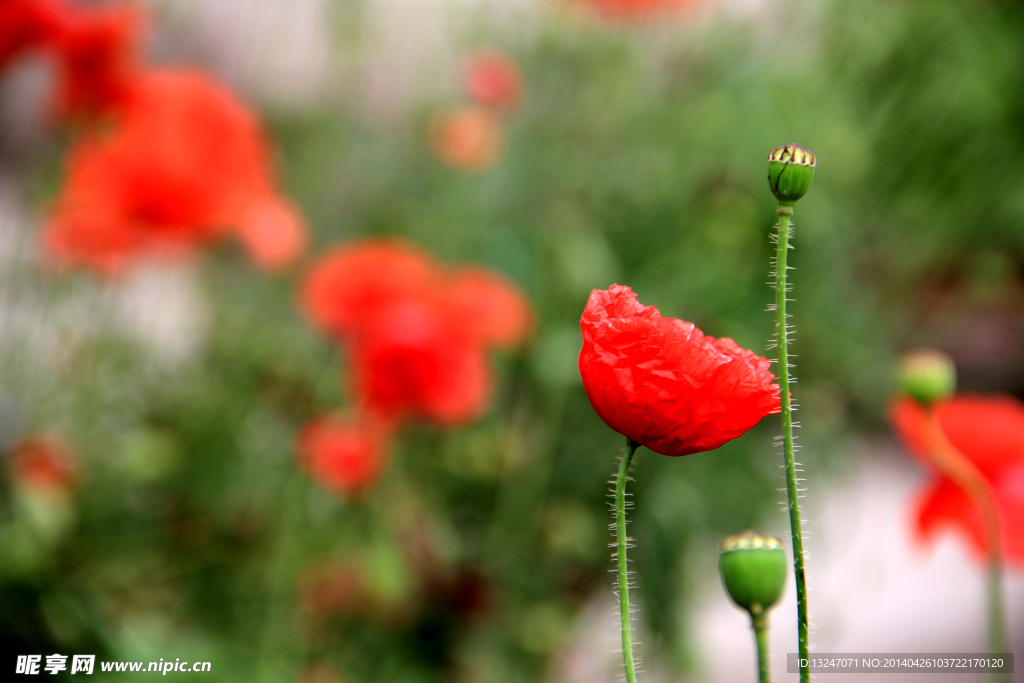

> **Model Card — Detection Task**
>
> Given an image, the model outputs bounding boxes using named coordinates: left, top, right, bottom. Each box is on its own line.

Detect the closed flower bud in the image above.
left=719, top=531, right=787, bottom=618
left=767, top=143, right=816, bottom=204
left=899, top=349, right=956, bottom=407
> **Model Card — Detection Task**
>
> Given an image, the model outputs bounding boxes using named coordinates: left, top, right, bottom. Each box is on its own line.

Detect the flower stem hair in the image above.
left=767, top=143, right=815, bottom=683
left=613, top=438, right=640, bottom=683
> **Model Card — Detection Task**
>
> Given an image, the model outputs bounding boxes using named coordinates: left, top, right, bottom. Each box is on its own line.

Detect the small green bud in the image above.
left=768, top=143, right=816, bottom=204
left=899, top=349, right=956, bottom=407
left=719, top=531, right=787, bottom=618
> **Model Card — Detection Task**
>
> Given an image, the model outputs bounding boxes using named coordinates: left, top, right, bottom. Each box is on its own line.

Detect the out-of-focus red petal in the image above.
left=0, top=0, right=67, bottom=68
left=915, top=477, right=987, bottom=558
left=893, top=395, right=1024, bottom=478
left=429, top=106, right=502, bottom=170
left=992, top=463, right=1024, bottom=563
left=449, top=267, right=532, bottom=347
left=298, top=412, right=391, bottom=495
left=52, top=2, right=144, bottom=118
left=300, top=241, right=436, bottom=340
left=895, top=394, right=1024, bottom=566
left=465, top=49, right=522, bottom=111
left=43, top=68, right=302, bottom=272
left=350, top=298, right=491, bottom=425
left=890, top=397, right=930, bottom=465
left=579, top=0, right=700, bottom=19
left=8, top=435, right=77, bottom=491
left=578, top=284, right=779, bottom=456
left=236, top=195, right=306, bottom=270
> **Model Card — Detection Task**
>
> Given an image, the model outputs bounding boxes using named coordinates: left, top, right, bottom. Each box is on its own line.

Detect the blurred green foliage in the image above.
left=3, top=0, right=1024, bottom=681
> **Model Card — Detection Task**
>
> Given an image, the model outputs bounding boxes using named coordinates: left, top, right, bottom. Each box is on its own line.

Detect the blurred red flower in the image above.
left=465, top=49, right=522, bottom=111
left=579, top=0, right=699, bottom=19
left=8, top=435, right=77, bottom=491
left=579, top=284, right=780, bottom=456
left=891, top=396, right=1024, bottom=564
left=449, top=268, right=534, bottom=348
left=51, top=2, right=143, bottom=118
left=350, top=293, right=492, bottom=424
left=43, top=68, right=305, bottom=273
left=301, top=240, right=532, bottom=426
left=301, top=242, right=436, bottom=342
left=0, top=0, right=144, bottom=119
left=0, top=0, right=64, bottom=68
left=298, top=412, right=392, bottom=496
left=429, top=105, right=502, bottom=170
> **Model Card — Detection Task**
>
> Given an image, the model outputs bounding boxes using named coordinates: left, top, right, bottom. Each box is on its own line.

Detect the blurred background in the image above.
left=1, top=0, right=1023, bottom=681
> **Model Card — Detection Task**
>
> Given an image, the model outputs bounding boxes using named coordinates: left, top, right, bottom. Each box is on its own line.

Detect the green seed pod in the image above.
left=768, top=143, right=816, bottom=205
left=719, top=531, right=787, bottom=617
left=899, top=349, right=956, bottom=407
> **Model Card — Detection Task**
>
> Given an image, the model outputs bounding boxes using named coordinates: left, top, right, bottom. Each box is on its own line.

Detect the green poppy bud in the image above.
left=719, top=531, right=787, bottom=618
left=768, top=143, right=816, bottom=205
left=899, top=349, right=956, bottom=407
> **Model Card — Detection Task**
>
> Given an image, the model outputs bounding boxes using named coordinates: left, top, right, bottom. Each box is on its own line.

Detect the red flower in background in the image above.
left=298, top=413, right=392, bottom=496
left=579, top=284, right=779, bottom=456
left=429, top=106, right=503, bottom=170
left=301, top=242, right=435, bottom=342
left=8, top=435, right=77, bottom=491
left=892, top=396, right=1024, bottom=564
left=302, top=241, right=532, bottom=429
left=43, top=68, right=306, bottom=273
left=0, top=0, right=64, bottom=68
left=350, top=293, right=492, bottom=424
left=51, top=2, right=143, bottom=118
left=465, top=50, right=522, bottom=111
left=449, top=268, right=534, bottom=348
left=579, top=0, right=699, bottom=19
left=0, top=0, right=143, bottom=119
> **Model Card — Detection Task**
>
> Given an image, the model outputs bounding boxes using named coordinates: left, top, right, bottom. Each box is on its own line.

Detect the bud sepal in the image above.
left=719, top=530, right=787, bottom=618
left=898, top=349, right=956, bottom=408
left=768, top=143, right=816, bottom=205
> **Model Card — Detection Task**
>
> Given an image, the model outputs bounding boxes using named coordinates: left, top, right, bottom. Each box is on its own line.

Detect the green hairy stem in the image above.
left=614, top=439, right=640, bottom=683
left=774, top=204, right=809, bottom=683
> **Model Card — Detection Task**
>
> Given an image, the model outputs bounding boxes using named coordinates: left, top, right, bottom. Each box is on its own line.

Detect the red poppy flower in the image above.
left=578, top=0, right=700, bottom=18
left=301, top=242, right=435, bottom=342
left=43, top=68, right=306, bottom=273
left=449, top=268, right=533, bottom=348
left=0, top=0, right=65, bottom=69
left=891, top=396, right=1024, bottom=564
left=51, top=2, right=143, bottom=118
left=300, top=240, right=532, bottom=425
left=429, top=105, right=502, bottom=170
left=465, top=49, right=522, bottom=111
left=298, top=412, right=392, bottom=495
left=578, top=284, right=780, bottom=456
left=8, top=435, right=77, bottom=491
left=350, top=294, right=492, bottom=425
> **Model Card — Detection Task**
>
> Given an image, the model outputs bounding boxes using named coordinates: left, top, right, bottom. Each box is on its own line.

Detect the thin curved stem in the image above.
left=615, top=439, right=640, bottom=683
left=924, top=410, right=1007, bottom=672
left=753, top=614, right=771, bottom=683
left=774, top=204, right=809, bottom=683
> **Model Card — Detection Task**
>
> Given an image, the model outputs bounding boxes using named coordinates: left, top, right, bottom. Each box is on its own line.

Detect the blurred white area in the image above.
left=356, top=0, right=544, bottom=117
left=0, top=172, right=209, bottom=373
left=108, top=264, right=211, bottom=364
left=557, top=443, right=1024, bottom=683
left=145, top=0, right=548, bottom=116
left=149, top=0, right=335, bottom=111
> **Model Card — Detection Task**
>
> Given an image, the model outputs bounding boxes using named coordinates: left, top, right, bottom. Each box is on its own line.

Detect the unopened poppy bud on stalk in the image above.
left=768, top=143, right=816, bottom=204
left=719, top=531, right=787, bottom=620
left=898, top=349, right=956, bottom=408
